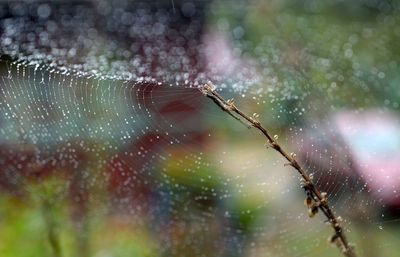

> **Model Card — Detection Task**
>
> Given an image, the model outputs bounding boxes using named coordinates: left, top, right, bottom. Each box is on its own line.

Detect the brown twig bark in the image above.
left=201, top=84, right=356, bottom=257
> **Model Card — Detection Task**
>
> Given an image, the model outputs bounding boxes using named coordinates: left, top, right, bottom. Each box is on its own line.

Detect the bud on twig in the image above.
left=308, top=205, right=319, bottom=217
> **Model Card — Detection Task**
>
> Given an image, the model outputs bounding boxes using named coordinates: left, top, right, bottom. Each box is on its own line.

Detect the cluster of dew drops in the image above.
left=0, top=2, right=397, bottom=255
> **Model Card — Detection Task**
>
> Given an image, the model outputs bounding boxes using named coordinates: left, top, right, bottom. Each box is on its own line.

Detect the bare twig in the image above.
left=201, top=84, right=356, bottom=257
left=204, top=91, right=251, bottom=128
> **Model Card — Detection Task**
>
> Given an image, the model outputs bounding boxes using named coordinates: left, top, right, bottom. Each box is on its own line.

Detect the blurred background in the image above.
left=1, top=0, right=400, bottom=256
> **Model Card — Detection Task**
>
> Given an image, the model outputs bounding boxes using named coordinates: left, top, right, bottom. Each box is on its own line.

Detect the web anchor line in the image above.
left=201, top=84, right=356, bottom=257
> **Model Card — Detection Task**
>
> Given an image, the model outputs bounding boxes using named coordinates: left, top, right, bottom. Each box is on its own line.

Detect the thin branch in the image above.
left=201, top=84, right=356, bottom=257
left=205, top=93, right=251, bottom=128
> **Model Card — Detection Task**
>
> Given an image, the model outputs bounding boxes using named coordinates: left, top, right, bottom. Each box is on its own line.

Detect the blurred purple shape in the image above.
left=334, top=110, right=400, bottom=206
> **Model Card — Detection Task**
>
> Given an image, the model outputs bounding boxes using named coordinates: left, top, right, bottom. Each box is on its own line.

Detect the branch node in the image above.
left=203, top=83, right=213, bottom=93
left=308, top=204, right=319, bottom=218
left=328, top=233, right=340, bottom=246
left=271, top=141, right=279, bottom=149
left=304, top=195, right=314, bottom=207
left=284, top=162, right=293, bottom=167
left=251, top=113, right=261, bottom=125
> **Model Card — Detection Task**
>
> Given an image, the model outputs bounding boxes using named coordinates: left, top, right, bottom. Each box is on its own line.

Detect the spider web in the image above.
left=1, top=1, right=399, bottom=257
